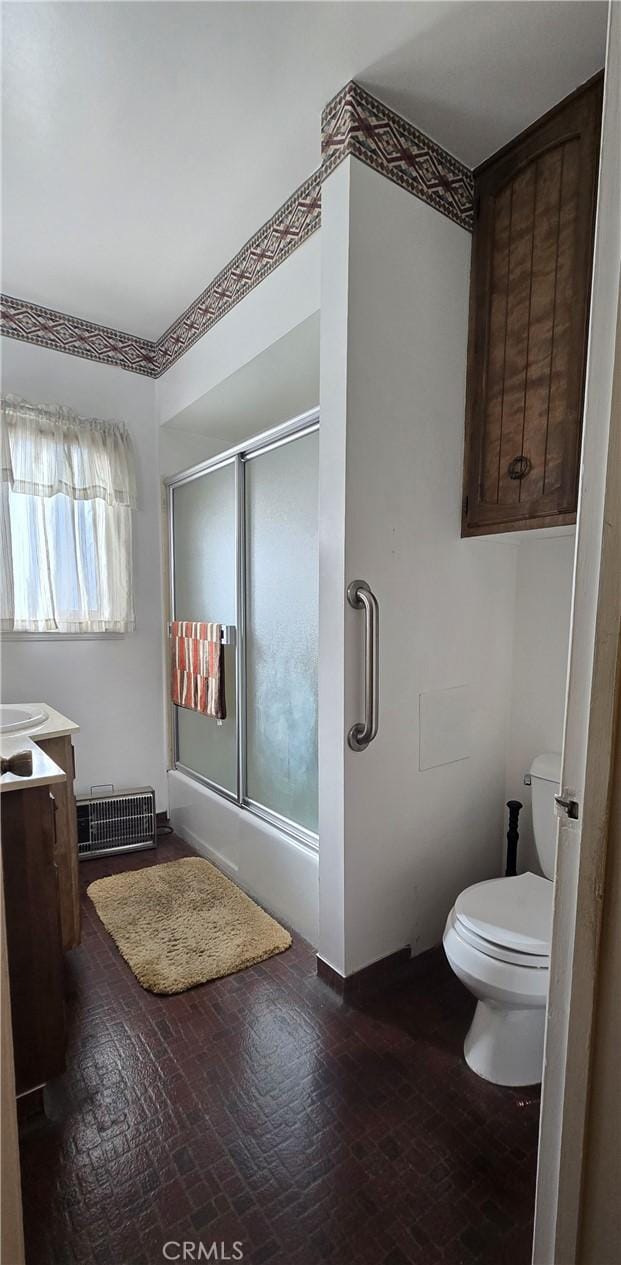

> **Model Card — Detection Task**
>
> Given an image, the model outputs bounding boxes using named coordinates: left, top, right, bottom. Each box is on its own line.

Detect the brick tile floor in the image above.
left=19, top=836, right=540, bottom=1265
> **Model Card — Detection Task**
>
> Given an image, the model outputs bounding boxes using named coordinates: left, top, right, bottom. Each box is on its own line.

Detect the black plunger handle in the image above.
left=506, top=800, right=523, bottom=877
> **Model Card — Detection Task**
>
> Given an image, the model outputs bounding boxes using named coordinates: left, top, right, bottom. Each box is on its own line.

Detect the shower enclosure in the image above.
left=166, top=409, right=319, bottom=849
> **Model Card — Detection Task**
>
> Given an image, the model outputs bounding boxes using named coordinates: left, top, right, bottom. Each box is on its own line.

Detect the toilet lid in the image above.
left=455, top=872, right=552, bottom=957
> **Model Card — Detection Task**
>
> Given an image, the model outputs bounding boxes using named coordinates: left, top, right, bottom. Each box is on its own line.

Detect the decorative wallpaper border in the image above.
left=1, top=81, right=474, bottom=377
left=156, top=171, right=321, bottom=375
left=321, top=81, right=474, bottom=232
left=0, top=173, right=322, bottom=379
left=0, top=294, right=158, bottom=377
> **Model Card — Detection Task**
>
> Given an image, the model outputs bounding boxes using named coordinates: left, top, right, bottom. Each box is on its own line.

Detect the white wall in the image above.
left=319, top=157, right=517, bottom=977
left=157, top=232, right=320, bottom=427
left=159, top=426, right=215, bottom=480
left=1, top=339, right=168, bottom=808
left=505, top=532, right=575, bottom=872
left=162, top=314, right=320, bottom=465
left=159, top=313, right=320, bottom=479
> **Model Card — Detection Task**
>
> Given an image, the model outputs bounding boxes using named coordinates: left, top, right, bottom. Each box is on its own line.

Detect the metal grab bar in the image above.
left=347, top=580, right=379, bottom=752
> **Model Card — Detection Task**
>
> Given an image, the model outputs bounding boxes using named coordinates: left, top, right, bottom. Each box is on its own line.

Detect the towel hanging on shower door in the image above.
left=170, top=621, right=226, bottom=720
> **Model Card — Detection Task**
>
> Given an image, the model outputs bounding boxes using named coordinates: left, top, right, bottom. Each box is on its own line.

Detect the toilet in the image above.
left=443, top=752, right=561, bottom=1087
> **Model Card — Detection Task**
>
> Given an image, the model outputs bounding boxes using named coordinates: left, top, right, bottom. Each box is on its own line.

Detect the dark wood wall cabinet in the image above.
left=462, top=74, right=603, bottom=536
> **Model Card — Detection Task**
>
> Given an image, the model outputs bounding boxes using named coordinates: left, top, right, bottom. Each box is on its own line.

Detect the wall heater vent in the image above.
left=77, top=786, right=156, bottom=860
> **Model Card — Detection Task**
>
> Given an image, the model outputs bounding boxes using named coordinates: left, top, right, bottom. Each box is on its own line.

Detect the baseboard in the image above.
left=316, top=945, right=412, bottom=996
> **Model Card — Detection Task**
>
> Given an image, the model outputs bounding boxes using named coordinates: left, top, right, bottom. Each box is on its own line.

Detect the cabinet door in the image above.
left=463, top=76, right=602, bottom=535
left=37, top=735, right=80, bottom=948
left=2, top=788, right=66, bottom=1096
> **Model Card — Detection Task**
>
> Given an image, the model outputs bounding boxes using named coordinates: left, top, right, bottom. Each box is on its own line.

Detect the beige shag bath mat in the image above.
left=87, top=857, right=291, bottom=994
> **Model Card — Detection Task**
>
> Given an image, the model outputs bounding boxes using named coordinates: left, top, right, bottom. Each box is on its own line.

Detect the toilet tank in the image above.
left=530, top=752, right=562, bottom=879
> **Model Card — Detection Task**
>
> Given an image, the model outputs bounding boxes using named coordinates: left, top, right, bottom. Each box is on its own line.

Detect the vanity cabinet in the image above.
left=2, top=787, right=66, bottom=1101
left=36, top=735, right=80, bottom=948
left=462, top=75, right=603, bottom=536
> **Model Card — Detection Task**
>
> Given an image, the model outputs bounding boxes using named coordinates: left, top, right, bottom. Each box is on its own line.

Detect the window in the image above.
left=1, top=395, right=136, bottom=633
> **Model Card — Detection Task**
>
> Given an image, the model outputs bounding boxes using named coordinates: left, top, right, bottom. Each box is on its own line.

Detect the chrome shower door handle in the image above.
left=347, top=580, right=379, bottom=752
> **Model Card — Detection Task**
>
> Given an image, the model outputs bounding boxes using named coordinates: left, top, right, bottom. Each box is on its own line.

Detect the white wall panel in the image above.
left=319, top=157, right=517, bottom=976
left=1, top=340, right=167, bottom=807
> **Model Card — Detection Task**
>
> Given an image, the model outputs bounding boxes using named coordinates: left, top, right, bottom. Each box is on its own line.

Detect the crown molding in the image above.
left=1, top=81, right=473, bottom=378
left=321, top=81, right=474, bottom=232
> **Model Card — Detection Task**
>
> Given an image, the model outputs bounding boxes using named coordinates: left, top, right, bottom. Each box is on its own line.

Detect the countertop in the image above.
left=0, top=735, right=66, bottom=793
left=0, top=704, right=78, bottom=794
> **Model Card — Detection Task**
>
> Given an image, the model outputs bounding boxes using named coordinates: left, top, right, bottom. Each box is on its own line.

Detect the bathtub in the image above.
left=167, top=768, right=319, bottom=944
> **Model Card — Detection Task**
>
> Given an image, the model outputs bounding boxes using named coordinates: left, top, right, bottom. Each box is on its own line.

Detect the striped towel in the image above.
left=170, top=621, right=226, bottom=720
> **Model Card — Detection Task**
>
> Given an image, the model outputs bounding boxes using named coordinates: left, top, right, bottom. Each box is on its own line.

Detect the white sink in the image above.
left=0, top=704, right=49, bottom=734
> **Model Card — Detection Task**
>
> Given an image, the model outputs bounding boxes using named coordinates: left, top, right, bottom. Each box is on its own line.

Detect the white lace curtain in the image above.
left=1, top=395, right=137, bottom=633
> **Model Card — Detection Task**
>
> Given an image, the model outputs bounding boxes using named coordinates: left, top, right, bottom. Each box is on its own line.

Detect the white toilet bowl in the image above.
left=443, top=872, right=551, bottom=1085
left=443, top=752, right=560, bottom=1087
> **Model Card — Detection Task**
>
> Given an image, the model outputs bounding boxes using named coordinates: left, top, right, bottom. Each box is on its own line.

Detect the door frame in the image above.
left=533, top=6, right=621, bottom=1260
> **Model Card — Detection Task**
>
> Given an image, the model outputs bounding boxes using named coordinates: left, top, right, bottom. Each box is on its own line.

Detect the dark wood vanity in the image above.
left=2, top=786, right=66, bottom=1103
left=1, top=709, right=80, bottom=1112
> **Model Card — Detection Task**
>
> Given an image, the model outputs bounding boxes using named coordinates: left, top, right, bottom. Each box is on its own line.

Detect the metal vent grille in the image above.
left=77, top=787, right=156, bottom=860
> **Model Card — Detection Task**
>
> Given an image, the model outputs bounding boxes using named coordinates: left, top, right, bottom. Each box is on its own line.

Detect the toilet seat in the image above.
left=452, top=916, right=549, bottom=968
left=443, top=909, right=549, bottom=1007
left=454, top=872, right=552, bottom=963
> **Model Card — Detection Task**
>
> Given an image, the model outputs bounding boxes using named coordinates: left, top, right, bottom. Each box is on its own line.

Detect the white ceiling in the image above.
left=1, top=2, right=607, bottom=339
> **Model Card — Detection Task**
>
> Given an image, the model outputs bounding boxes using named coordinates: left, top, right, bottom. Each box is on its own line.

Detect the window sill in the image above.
left=2, top=632, right=130, bottom=642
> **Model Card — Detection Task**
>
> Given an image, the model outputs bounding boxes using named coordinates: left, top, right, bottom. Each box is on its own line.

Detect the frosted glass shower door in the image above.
left=244, top=430, right=319, bottom=833
left=172, top=460, right=237, bottom=795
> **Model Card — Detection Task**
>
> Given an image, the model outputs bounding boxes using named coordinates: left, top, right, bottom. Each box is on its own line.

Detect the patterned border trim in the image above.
left=0, top=172, right=322, bottom=379
left=1, top=81, right=473, bottom=377
left=156, top=171, right=321, bottom=375
left=0, top=294, right=158, bottom=377
left=321, top=81, right=474, bottom=232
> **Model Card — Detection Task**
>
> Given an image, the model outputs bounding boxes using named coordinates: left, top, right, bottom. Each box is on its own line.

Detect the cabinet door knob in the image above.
left=508, top=454, right=531, bottom=480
